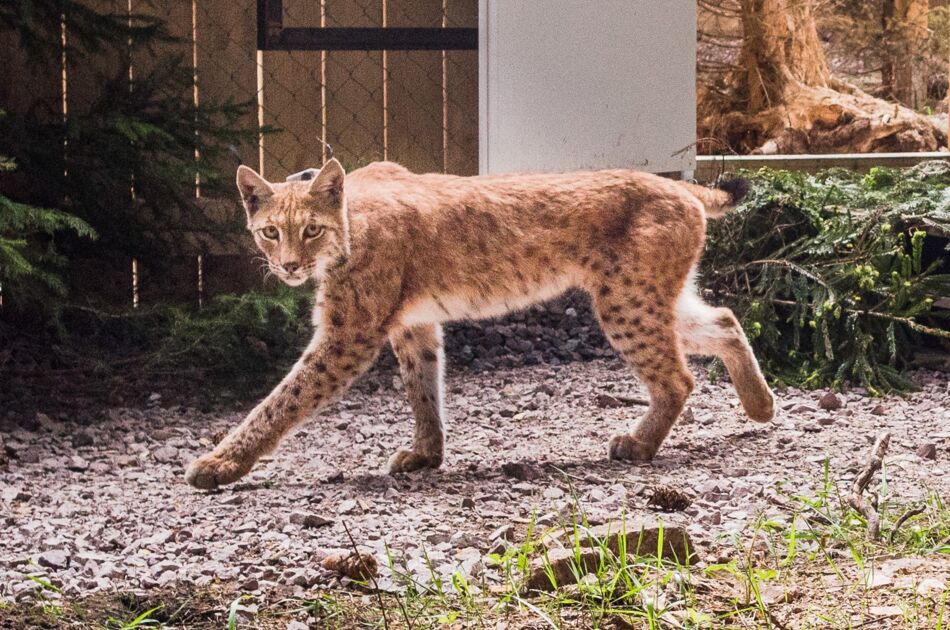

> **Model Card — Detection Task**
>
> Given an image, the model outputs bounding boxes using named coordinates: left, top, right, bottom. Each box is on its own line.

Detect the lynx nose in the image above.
left=282, top=261, right=301, bottom=273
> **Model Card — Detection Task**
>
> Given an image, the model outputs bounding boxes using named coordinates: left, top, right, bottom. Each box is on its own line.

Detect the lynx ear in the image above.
left=308, top=158, right=345, bottom=207
left=236, top=165, right=273, bottom=218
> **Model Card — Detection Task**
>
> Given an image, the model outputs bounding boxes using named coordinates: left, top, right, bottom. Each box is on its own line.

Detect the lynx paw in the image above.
left=387, top=448, right=442, bottom=474
left=745, top=388, right=776, bottom=423
left=608, top=434, right=657, bottom=462
left=185, top=452, right=251, bottom=489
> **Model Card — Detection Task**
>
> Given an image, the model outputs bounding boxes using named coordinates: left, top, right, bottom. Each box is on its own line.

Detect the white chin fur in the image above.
left=280, top=275, right=308, bottom=287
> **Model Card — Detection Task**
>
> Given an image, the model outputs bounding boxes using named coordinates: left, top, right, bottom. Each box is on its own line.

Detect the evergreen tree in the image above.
left=0, top=1, right=256, bottom=321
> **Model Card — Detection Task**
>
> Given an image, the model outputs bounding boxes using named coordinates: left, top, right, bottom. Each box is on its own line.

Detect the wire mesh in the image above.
left=193, top=0, right=478, bottom=179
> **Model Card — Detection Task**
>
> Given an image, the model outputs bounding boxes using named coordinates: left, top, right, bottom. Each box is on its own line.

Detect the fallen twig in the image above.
left=765, top=495, right=834, bottom=526
left=889, top=506, right=926, bottom=544
left=847, top=432, right=891, bottom=540
left=617, top=395, right=650, bottom=406
left=340, top=520, right=394, bottom=630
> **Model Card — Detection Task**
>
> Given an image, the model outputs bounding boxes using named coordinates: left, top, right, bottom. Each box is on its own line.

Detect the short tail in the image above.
left=677, top=177, right=749, bottom=218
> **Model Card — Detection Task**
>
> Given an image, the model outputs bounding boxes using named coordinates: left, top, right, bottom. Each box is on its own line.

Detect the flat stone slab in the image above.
left=543, top=517, right=696, bottom=561
left=526, top=517, right=696, bottom=592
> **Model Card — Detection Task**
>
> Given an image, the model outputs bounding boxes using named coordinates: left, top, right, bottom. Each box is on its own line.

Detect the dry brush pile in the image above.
left=703, top=162, right=950, bottom=392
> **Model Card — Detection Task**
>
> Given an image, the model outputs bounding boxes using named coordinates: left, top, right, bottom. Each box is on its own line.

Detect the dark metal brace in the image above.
left=257, top=0, right=477, bottom=51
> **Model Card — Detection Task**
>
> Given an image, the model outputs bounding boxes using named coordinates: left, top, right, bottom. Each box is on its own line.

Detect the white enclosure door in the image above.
left=479, top=0, right=696, bottom=175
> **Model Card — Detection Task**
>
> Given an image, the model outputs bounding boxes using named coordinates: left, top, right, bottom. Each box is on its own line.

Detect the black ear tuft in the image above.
left=715, top=177, right=750, bottom=205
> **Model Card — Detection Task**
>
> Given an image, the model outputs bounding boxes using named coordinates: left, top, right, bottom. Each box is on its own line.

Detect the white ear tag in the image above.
left=286, top=168, right=320, bottom=182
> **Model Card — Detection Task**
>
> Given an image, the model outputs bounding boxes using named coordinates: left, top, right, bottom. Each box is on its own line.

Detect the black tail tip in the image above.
left=716, top=177, right=750, bottom=205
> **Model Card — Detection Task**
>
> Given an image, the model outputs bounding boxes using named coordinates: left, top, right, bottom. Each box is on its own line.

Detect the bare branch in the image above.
left=890, top=506, right=926, bottom=544
left=341, top=520, right=394, bottom=630
left=847, top=432, right=891, bottom=540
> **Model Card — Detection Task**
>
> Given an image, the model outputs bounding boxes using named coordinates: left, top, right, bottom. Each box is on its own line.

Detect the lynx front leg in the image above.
left=387, top=324, right=445, bottom=473
left=185, top=328, right=384, bottom=489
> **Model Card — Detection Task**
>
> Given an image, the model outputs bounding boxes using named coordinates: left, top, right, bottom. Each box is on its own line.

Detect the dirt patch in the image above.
left=1, top=360, right=948, bottom=626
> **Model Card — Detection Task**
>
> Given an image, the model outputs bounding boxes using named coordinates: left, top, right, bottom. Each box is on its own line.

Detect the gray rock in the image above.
left=543, top=517, right=695, bottom=563
left=426, top=531, right=452, bottom=545
left=917, top=443, right=937, bottom=460
left=37, top=550, right=70, bottom=570
left=17, top=448, right=40, bottom=464
left=542, top=486, right=565, bottom=500
left=67, top=456, right=89, bottom=472
left=337, top=499, right=359, bottom=514
left=501, top=461, right=540, bottom=481
left=156, top=570, right=177, bottom=586
left=302, top=514, right=333, bottom=529
left=525, top=547, right=602, bottom=592
left=89, top=461, right=112, bottom=474
left=1, top=488, right=30, bottom=503
left=596, top=393, right=623, bottom=408
left=489, top=524, right=515, bottom=542
left=151, top=428, right=176, bottom=441
left=71, top=432, right=94, bottom=448
left=152, top=445, right=178, bottom=464
left=233, top=521, right=259, bottom=534
left=818, top=392, right=842, bottom=411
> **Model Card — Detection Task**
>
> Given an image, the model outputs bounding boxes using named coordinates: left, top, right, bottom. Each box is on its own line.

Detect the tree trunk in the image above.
left=740, top=0, right=829, bottom=113
left=881, top=0, right=929, bottom=108
left=698, top=0, right=945, bottom=153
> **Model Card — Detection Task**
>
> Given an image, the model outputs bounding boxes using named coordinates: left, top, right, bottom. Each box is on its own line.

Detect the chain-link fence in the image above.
left=193, top=0, right=478, bottom=180
left=0, top=1, right=479, bottom=309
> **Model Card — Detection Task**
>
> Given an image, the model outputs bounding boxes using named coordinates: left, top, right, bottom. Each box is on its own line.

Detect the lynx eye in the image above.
left=261, top=225, right=279, bottom=240
left=304, top=223, right=325, bottom=239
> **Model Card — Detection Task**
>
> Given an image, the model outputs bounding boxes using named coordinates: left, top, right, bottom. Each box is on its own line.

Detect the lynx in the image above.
left=185, top=159, right=775, bottom=489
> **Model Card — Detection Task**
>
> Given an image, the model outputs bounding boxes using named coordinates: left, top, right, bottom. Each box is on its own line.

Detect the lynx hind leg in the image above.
left=591, top=279, right=695, bottom=462
left=387, top=324, right=445, bottom=473
left=676, top=288, right=775, bottom=422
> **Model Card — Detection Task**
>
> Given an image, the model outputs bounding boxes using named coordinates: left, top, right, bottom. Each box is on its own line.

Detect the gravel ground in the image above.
left=1, top=359, right=948, bottom=606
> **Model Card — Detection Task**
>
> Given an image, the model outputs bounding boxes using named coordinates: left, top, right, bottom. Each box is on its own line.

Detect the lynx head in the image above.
left=236, top=159, right=349, bottom=287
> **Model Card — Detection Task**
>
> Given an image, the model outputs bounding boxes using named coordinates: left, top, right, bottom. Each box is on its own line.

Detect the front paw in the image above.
left=745, top=388, right=776, bottom=423
left=185, top=452, right=252, bottom=489
left=387, top=448, right=442, bottom=474
left=608, top=434, right=657, bottom=462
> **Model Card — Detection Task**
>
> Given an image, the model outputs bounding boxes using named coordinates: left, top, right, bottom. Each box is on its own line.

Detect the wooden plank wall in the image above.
left=445, top=0, right=479, bottom=175
left=6, top=0, right=479, bottom=310
left=261, top=0, right=324, bottom=177
left=195, top=0, right=264, bottom=298
left=388, top=0, right=444, bottom=173
left=325, top=0, right=386, bottom=171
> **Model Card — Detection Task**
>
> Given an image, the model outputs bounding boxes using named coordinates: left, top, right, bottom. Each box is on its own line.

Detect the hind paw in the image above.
left=608, top=434, right=657, bottom=462
left=387, top=448, right=442, bottom=474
